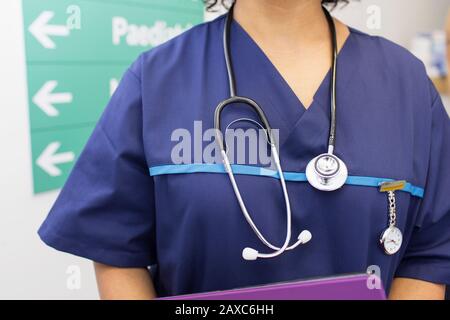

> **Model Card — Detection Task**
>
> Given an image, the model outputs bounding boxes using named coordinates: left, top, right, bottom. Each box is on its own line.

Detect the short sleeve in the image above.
left=38, top=58, right=157, bottom=268
left=395, top=87, right=450, bottom=285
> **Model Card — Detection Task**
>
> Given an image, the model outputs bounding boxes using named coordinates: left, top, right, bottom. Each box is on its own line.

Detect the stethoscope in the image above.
left=214, top=4, right=348, bottom=261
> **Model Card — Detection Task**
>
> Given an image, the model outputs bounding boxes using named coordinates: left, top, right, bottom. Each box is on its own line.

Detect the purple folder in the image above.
left=162, top=274, right=386, bottom=300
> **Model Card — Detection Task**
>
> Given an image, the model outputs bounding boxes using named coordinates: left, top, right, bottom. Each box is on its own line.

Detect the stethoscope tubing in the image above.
left=326, top=5, right=338, bottom=150
left=221, top=147, right=293, bottom=258
left=223, top=3, right=236, bottom=98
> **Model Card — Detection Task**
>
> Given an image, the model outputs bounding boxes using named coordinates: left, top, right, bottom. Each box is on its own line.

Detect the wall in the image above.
left=0, top=0, right=76, bottom=299
left=0, top=0, right=448, bottom=299
left=333, top=0, right=450, bottom=48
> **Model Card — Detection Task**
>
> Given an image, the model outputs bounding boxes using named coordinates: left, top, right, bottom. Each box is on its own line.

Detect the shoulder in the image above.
left=350, top=28, right=426, bottom=78
left=348, top=27, right=436, bottom=106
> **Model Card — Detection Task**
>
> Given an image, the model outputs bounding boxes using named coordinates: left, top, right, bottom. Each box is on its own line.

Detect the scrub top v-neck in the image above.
left=38, top=14, right=450, bottom=297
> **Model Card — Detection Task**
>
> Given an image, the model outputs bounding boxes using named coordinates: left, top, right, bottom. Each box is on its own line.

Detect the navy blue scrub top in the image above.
left=39, top=15, right=450, bottom=297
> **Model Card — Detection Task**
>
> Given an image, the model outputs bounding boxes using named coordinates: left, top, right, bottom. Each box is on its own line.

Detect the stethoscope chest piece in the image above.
left=306, top=153, right=348, bottom=191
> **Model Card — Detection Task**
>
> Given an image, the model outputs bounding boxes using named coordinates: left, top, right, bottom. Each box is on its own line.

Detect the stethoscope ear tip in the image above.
left=242, top=247, right=259, bottom=261
left=298, top=230, right=312, bottom=244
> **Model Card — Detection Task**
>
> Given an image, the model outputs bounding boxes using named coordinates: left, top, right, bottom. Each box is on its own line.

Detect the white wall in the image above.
left=0, top=0, right=98, bottom=299
left=0, top=0, right=448, bottom=299
left=333, top=0, right=450, bottom=49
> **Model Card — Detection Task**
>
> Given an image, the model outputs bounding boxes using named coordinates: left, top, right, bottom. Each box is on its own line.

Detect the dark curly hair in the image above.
left=204, top=0, right=350, bottom=11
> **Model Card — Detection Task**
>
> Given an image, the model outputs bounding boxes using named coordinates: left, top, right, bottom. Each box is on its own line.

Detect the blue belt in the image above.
left=149, top=163, right=424, bottom=198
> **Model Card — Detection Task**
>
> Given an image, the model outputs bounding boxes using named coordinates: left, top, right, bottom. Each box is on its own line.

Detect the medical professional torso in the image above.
left=39, top=15, right=450, bottom=297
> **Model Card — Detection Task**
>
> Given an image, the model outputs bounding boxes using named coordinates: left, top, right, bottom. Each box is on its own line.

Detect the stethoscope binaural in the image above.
left=214, top=4, right=348, bottom=261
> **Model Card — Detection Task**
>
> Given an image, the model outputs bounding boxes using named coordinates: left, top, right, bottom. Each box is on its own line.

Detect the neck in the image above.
left=233, top=0, right=333, bottom=52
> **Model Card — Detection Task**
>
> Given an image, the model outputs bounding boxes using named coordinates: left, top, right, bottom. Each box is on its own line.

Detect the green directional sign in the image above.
left=27, top=64, right=129, bottom=130
left=23, top=0, right=203, bottom=62
left=31, top=126, right=95, bottom=193
left=22, top=0, right=205, bottom=193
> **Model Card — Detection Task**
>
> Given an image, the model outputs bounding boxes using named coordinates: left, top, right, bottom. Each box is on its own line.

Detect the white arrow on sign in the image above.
left=29, top=11, right=70, bottom=49
left=37, top=142, right=75, bottom=177
left=33, top=81, right=73, bottom=117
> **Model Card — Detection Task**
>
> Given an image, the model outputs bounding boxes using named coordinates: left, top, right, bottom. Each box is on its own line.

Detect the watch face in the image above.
left=380, top=227, right=403, bottom=255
